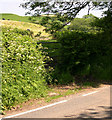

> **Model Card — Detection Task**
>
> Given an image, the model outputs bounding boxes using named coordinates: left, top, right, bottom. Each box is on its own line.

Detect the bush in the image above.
left=51, top=66, right=73, bottom=85
left=2, top=27, right=34, bottom=38
left=2, top=27, right=51, bottom=110
left=56, top=30, right=111, bottom=82
left=57, top=30, right=93, bottom=73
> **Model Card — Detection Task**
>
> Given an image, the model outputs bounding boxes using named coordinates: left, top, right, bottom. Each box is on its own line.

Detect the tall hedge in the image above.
left=2, top=27, right=50, bottom=110
left=56, top=30, right=111, bottom=82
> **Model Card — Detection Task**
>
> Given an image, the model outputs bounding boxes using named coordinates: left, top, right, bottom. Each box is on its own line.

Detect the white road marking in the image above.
left=82, top=91, right=98, bottom=96
left=2, top=100, right=67, bottom=119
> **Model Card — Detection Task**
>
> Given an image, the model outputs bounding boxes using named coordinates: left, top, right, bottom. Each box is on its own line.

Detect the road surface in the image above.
left=3, top=85, right=111, bottom=119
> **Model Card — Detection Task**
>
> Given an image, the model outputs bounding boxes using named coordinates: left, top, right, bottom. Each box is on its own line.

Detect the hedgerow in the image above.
left=2, top=27, right=51, bottom=110
left=56, top=30, right=111, bottom=84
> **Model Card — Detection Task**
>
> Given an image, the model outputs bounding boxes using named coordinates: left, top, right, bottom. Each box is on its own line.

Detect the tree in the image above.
left=83, top=14, right=97, bottom=19
left=92, top=1, right=112, bottom=32
left=66, top=14, right=98, bottom=33
left=21, top=1, right=89, bottom=33
left=21, top=1, right=111, bottom=33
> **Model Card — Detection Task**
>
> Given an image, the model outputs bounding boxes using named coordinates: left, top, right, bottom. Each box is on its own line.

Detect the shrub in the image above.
left=2, top=27, right=34, bottom=38
left=57, top=30, right=92, bottom=73
left=51, top=66, right=73, bottom=85
left=2, top=27, right=51, bottom=110
left=56, top=30, right=111, bottom=82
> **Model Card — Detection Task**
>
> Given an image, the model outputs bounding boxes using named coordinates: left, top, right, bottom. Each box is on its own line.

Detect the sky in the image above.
left=0, top=0, right=27, bottom=16
left=0, top=0, right=106, bottom=18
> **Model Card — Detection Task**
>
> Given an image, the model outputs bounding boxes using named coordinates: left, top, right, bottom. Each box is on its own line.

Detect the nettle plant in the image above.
left=2, top=27, right=52, bottom=110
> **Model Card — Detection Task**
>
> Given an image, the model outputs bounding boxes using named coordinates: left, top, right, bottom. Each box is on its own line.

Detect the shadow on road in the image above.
left=72, top=74, right=112, bottom=89
left=64, top=105, right=112, bottom=119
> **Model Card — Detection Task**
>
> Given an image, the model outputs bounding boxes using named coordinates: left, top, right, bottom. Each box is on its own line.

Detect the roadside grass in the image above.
left=2, top=81, right=103, bottom=116
left=45, top=84, right=85, bottom=103
left=44, top=80, right=102, bottom=103
left=73, top=76, right=102, bottom=88
left=45, top=95, right=63, bottom=102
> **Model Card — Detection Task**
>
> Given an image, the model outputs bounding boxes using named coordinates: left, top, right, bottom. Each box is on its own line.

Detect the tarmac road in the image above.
left=3, top=85, right=111, bottom=119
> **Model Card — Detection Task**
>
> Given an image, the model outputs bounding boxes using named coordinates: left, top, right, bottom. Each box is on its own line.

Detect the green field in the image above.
left=1, top=19, right=51, bottom=38
left=0, top=13, right=43, bottom=23
left=0, top=13, right=31, bottom=22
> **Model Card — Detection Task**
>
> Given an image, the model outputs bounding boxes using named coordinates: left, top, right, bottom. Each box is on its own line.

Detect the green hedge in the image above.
left=2, top=27, right=51, bottom=110
left=56, top=30, right=111, bottom=82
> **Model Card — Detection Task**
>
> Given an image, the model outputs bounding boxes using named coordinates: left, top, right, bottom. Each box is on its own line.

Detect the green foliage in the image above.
left=56, top=29, right=111, bottom=82
left=21, top=1, right=89, bottom=21
left=90, top=9, right=112, bottom=82
left=52, top=66, right=73, bottom=85
left=2, top=27, right=52, bottom=110
left=0, top=30, right=1, bottom=114
left=67, top=17, right=99, bottom=33
left=83, top=14, right=98, bottom=19
left=57, top=31, right=92, bottom=73
left=92, top=10, right=112, bottom=33
left=5, top=27, right=34, bottom=38
left=21, top=1, right=111, bottom=34
left=40, top=16, right=63, bottom=34
left=28, top=16, right=44, bottom=24
left=57, top=71, right=73, bottom=85
left=21, top=1, right=93, bottom=34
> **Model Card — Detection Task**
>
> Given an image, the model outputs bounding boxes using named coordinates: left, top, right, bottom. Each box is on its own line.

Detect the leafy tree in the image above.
left=83, top=14, right=98, bottom=19
left=22, top=2, right=110, bottom=22
left=92, top=3, right=112, bottom=33
left=21, top=1, right=111, bottom=34
left=66, top=15, right=98, bottom=32
left=21, top=1, right=90, bottom=33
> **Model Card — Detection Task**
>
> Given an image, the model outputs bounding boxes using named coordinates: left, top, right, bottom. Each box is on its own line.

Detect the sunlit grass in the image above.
left=0, top=13, right=30, bottom=22
left=1, top=20, right=50, bottom=38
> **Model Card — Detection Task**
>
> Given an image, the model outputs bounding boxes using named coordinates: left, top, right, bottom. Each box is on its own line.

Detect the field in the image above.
left=1, top=19, right=58, bottom=58
left=0, top=13, right=43, bottom=23
left=0, top=13, right=50, bottom=23
left=0, top=13, right=31, bottom=22
left=1, top=20, right=50, bottom=39
left=1, top=14, right=60, bottom=58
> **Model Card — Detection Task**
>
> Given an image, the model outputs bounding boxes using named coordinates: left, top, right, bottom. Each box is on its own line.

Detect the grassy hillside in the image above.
left=0, top=13, right=44, bottom=23
left=0, top=13, right=31, bottom=22
left=1, top=20, right=51, bottom=38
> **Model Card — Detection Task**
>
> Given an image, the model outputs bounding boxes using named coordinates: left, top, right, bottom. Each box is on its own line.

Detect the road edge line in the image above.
left=2, top=100, right=68, bottom=119
left=82, top=91, right=98, bottom=96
